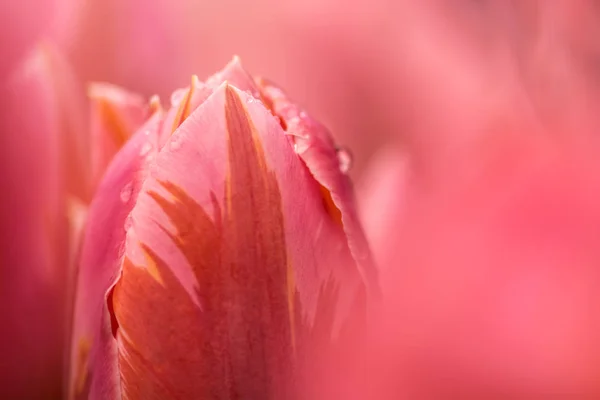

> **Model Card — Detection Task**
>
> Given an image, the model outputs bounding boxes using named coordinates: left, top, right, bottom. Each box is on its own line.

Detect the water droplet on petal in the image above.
left=139, top=142, right=152, bottom=157
left=289, top=116, right=301, bottom=127
left=170, top=88, right=187, bottom=108
left=293, top=137, right=311, bottom=154
left=336, top=146, right=353, bottom=174
left=120, top=182, right=133, bottom=203
left=245, top=92, right=257, bottom=104
left=170, top=137, right=182, bottom=151
left=124, top=214, right=133, bottom=232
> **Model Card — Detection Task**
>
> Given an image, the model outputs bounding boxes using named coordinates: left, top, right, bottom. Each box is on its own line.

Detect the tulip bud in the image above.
left=71, top=58, right=377, bottom=399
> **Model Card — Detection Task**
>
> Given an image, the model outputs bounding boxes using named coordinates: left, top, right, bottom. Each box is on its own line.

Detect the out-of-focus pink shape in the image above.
left=64, top=0, right=186, bottom=98
left=0, top=0, right=57, bottom=78
left=88, top=83, right=148, bottom=188
left=39, top=43, right=91, bottom=202
left=0, top=42, right=83, bottom=399
left=349, top=132, right=600, bottom=398
left=357, top=146, right=409, bottom=270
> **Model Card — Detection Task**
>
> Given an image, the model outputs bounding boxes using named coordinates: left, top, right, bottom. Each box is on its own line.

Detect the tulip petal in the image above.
left=88, top=83, right=149, bottom=187
left=159, top=56, right=260, bottom=143
left=29, top=42, right=91, bottom=201
left=0, top=42, right=72, bottom=399
left=69, top=110, right=164, bottom=400
left=109, top=83, right=367, bottom=397
left=257, top=78, right=379, bottom=294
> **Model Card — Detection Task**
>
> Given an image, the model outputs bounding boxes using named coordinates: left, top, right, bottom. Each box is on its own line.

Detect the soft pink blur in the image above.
left=57, top=1, right=600, bottom=176
left=360, top=134, right=600, bottom=399
left=0, top=46, right=70, bottom=399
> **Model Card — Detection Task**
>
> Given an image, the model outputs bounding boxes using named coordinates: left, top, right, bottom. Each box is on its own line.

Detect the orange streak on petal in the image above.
left=319, top=185, right=344, bottom=228
left=221, top=84, right=294, bottom=396
left=170, top=75, right=199, bottom=133
left=92, top=97, right=131, bottom=147
left=148, top=95, right=162, bottom=114
left=142, top=244, right=164, bottom=286
left=73, top=336, right=92, bottom=398
left=112, top=254, right=205, bottom=399
left=113, top=85, right=301, bottom=397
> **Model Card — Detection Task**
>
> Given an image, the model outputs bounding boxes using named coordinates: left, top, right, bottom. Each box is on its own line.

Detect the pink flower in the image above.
left=0, top=43, right=88, bottom=398
left=69, top=58, right=377, bottom=399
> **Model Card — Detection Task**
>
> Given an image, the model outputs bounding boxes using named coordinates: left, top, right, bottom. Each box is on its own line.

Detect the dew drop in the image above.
left=336, top=146, right=353, bottom=174
left=139, top=142, right=152, bottom=157
left=245, top=92, right=258, bottom=104
left=170, top=137, right=182, bottom=151
left=289, top=116, right=302, bottom=127
left=120, top=182, right=133, bottom=203
left=170, top=88, right=187, bottom=108
left=293, top=137, right=311, bottom=154
left=123, top=214, right=133, bottom=232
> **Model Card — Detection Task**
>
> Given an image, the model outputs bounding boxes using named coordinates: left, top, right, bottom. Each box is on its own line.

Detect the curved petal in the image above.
left=69, top=110, right=164, bottom=400
left=0, top=42, right=70, bottom=399
left=88, top=83, right=149, bottom=188
left=108, top=83, right=368, bottom=397
left=257, top=78, right=379, bottom=295
left=16, top=42, right=91, bottom=201
left=158, top=56, right=260, bottom=143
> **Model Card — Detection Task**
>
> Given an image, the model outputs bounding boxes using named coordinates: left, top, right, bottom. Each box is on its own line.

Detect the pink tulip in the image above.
left=70, top=58, right=377, bottom=399
left=0, top=42, right=87, bottom=398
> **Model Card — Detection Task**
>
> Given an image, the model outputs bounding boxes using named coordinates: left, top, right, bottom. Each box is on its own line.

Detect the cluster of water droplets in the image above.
left=169, top=135, right=183, bottom=151
left=285, top=111, right=353, bottom=174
